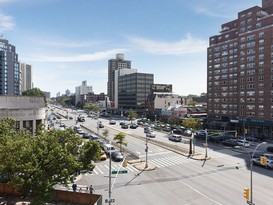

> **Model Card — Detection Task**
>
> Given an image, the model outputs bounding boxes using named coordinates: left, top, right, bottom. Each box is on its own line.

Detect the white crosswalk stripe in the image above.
left=149, top=156, right=189, bottom=168
left=90, top=163, right=137, bottom=175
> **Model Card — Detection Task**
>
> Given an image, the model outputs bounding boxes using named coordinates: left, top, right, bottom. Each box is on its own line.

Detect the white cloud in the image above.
left=38, top=39, right=110, bottom=48
left=0, top=13, right=15, bottom=31
left=194, top=7, right=234, bottom=19
left=127, top=34, right=208, bottom=55
left=27, top=48, right=129, bottom=62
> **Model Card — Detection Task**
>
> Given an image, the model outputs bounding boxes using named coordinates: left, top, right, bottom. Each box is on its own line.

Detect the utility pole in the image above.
left=145, top=134, right=148, bottom=169
left=205, top=129, right=208, bottom=159
left=108, top=148, right=112, bottom=205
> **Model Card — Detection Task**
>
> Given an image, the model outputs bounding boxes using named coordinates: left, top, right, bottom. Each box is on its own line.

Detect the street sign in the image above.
left=111, top=170, right=128, bottom=174
left=105, top=199, right=115, bottom=203
left=203, top=143, right=208, bottom=147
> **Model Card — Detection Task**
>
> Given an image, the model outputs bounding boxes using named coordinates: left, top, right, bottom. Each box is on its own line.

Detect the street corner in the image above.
left=132, top=161, right=156, bottom=171
left=190, top=153, right=211, bottom=161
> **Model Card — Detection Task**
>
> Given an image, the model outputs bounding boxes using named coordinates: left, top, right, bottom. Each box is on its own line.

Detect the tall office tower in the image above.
left=107, top=53, right=131, bottom=102
left=0, top=38, right=20, bottom=95
left=207, top=0, right=273, bottom=136
left=20, top=63, right=32, bottom=92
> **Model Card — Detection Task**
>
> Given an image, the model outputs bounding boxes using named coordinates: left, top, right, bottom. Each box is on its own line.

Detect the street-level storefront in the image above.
left=0, top=96, right=46, bottom=135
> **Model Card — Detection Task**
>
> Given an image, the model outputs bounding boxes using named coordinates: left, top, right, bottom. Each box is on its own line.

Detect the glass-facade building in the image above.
left=118, top=73, right=154, bottom=110
left=0, top=38, right=20, bottom=95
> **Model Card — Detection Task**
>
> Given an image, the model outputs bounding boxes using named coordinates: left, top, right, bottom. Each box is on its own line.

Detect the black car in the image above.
left=121, top=124, right=128, bottom=129
left=172, top=129, right=183, bottom=135
left=221, top=139, right=239, bottom=147
left=267, top=146, right=273, bottom=153
left=98, top=123, right=104, bottom=128
left=82, top=132, right=91, bottom=139
left=111, top=151, right=124, bottom=162
left=130, top=124, right=138, bottom=129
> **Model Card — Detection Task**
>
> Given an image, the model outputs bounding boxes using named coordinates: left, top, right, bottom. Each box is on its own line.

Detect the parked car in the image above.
left=169, top=134, right=182, bottom=142
left=119, top=121, right=126, bottom=125
left=221, top=139, right=239, bottom=147
left=121, top=124, right=128, bottom=129
left=111, top=151, right=124, bottom=162
left=90, top=134, right=99, bottom=141
left=267, top=146, right=273, bottom=153
left=236, top=139, right=250, bottom=147
left=146, top=131, right=156, bottom=138
left=144, top=127, right=152, bottom=133
left=82, top=132, right=91, bottom=139
left=130, top=123, right=138, bottom=129
left=172, top=129, right=183, bottom=135
left=245, top=135, right=259, bottom=142
left=98, top=152, right=107, bottom=161
left=109, top=119, right=116, bottom=125
left=163, top=126, right=172, bottom=132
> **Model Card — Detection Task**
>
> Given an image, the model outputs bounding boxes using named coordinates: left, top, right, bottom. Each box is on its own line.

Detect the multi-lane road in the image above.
left=53, top=109, right=273, bottom=205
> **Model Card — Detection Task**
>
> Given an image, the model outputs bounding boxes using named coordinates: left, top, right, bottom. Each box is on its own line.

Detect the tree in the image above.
left=128, top=110, right=137, bottom=123
left=22, top=87, right=46, bottom=104
left=84, top=104, right=100, bottom=114
left=0, top=118, right=99, bottom=203
left=113, top=132, right=127, bottom=153
left=182, top=118, right=200, bottom=155
left=102, top=129, right=109, bottom=142
left=188, top=101, right=198, bottom=106
left=182, top=117, right=199, bottom=131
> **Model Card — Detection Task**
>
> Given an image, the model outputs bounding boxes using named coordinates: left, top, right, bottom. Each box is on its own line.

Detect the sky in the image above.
left=0, top=0, right=261, bottom=97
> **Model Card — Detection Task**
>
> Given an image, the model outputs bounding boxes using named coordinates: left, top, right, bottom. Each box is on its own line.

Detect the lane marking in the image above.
left=180, top=181, right=222, bottom=205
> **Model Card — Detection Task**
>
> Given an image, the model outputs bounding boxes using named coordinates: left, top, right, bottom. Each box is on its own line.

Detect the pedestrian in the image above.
left=79, top=187, right=82, bottom=193
left=89, top=185, right=94, bottom=194
left=85, top=186, right=89, bottom=194
left=72, top=183, right=77, bottom=192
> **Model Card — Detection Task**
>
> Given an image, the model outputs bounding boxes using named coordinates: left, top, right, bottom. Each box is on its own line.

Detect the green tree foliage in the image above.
left=84, top=104, right=100, bottom=113
left=167, top=115, right=181, bottom=125
left=0, top=118, right=99, bottom=203
left=102, top=129, right=109, bottom=142
left=188, top=101, right=198, bottom=106
left=113, top=132, right=127, bottom=153
left=22, top=87, right=46, bottom=104
left=182, top=117, right=199, bottom=132
left=128, top=110, right=137, bottom=122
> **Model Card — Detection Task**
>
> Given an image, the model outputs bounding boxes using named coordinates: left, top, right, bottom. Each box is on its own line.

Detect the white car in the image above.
left=237, top=139, right=250, bottom=147
left=146, top=131, right=156, bottom=138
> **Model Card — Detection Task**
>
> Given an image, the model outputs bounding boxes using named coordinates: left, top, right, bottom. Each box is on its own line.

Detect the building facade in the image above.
left=0, top=38, right=20, bottom=95
left=75, top=81, right=93, bottom=106
left=0, top=96, right=46, bottom=135
left=107, top=53, right=131, bottom=102
left=118, top=72, right=154, bottom=110
left=20, top=63, right=32, bottom=92
left=207, top=0, right=273, bottom=137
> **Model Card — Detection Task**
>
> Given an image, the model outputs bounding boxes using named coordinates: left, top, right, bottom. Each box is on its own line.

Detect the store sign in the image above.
left=151, top=84, right=172, bottom=93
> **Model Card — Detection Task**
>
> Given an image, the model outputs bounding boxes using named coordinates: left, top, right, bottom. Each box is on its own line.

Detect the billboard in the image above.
left=151, top=84, right=172, bottom=93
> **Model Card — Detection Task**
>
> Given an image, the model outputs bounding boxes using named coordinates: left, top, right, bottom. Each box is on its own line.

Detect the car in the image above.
left=130, top=124, right=138, bottom=129
left=172, top=129, right=183, bottom=135
left=252, top=153, right=273, bottom=169
left=146, top=131, right=156, bottom=138
left=144, top=127, right=152, bottom=133
left=98, top=123, right=104, bottom=128
left=236, top=139, right=250, bottom=147
left=121, top=124, right=128, bottom=129
left=69, top=116, right=74, bottom=120
left=221, top=139, right=239, bottom=147
left=77, top=116, right=85, bottom=122
left=111, top=151, right=124, bottom=162
left=109, top=120, right=116, bottom=125
left=60, top=122, right=65, bottom=127
left=245, top=135, right=259, bottom=142
left=267, top=146, right=273, bottom=153
left=169, top=134, right=182, bottom=142
left=119, top=121, right=126, bottom=125
left=90, top=134, right=99, bottom=141
left=98, top=152, right=107, bottom=161
left=82, top=132, right=91, bottom=139
left=76, top=128, right=84, bottom=135
left=163, top=126, right=172, bottom=132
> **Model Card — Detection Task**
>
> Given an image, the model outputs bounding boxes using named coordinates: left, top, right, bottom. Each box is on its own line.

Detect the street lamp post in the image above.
left=145, top=134, right=148, bottom=169
left=250, top=141, right=267, bottom=205
left=205, top=129, right=208, bottom=159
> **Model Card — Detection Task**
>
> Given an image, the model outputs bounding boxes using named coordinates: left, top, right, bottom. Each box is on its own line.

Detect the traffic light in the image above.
left=260, top=156, right=267, bottom=166
left=244, top=188, right=250, bottom=200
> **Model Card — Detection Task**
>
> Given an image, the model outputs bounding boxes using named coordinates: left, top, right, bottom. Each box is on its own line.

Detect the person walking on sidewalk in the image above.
left=89, top=185, right=94, bottom=194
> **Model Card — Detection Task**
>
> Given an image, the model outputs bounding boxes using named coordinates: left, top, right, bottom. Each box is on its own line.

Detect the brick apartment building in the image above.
left=207, top=0, right=273, bottom=137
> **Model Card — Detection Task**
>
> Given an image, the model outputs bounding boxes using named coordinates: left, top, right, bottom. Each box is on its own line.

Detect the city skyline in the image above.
left=0, top=0, right=260, bottom=97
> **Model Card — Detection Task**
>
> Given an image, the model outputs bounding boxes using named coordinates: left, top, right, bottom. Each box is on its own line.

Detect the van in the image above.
left=104, top=144, right=115, bottom=154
